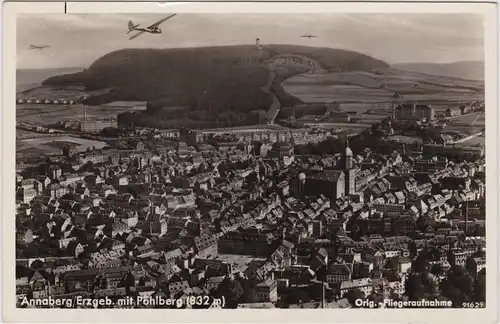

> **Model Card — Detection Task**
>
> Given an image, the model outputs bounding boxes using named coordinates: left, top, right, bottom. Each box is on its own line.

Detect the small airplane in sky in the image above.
left=127, top=14, right=177, bottom=40
left=301, top=35, right=317, bottom=38
left=29, top=44, right=50, bottom=50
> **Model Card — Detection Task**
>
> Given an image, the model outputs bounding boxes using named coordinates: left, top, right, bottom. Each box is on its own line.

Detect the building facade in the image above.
left=395, top=104, right=435, bottom=121
left=81, top=120, right=118, bottom=134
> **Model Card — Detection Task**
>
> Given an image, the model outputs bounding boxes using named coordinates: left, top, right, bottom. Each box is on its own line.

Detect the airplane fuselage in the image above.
left=133, top=27, right=162, bottom=34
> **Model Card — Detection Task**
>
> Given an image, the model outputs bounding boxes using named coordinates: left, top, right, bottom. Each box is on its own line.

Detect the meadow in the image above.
left=17, top=103, right=127, bottom=125
left=444, top=113, right=485, bottom=135
left=17, top=135, right=108, bottom=157
left=459, top=135, right=485, bottom=146
left=282, top=68, right=485, bottom=113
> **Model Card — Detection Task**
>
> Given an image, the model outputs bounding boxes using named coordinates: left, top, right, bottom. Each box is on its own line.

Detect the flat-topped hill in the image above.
left=42, top=45, right=389, bottom=129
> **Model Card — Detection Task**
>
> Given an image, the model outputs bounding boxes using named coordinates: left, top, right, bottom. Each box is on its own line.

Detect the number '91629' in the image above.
left=462, top=302, right=485, bottom=308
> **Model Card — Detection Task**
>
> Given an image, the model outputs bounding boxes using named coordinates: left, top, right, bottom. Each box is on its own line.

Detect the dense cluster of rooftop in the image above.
left=15, top=125, right=486, bottom=309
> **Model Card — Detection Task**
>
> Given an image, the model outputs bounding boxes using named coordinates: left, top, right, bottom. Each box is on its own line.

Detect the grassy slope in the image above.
left=42, top=45, right=389, bottom=128
left=280, top=67, right=484, bottom=111
left=391, top=61, right=484, bottom=81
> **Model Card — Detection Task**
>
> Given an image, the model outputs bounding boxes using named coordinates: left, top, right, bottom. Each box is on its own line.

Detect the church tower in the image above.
left=344, top=136, right=356, bottom=197
left=344, top=137, right=353, bottom=169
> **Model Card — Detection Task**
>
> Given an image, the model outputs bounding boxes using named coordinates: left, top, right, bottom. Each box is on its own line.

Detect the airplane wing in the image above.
left=129, top=31, right=146, bottom=40
left=147, top=14, right=177, bottom=29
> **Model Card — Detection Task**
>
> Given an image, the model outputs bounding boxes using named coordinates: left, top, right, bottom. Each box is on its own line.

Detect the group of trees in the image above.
left=99, top=127, right=127, bottom=137
left=295, top=137, right=346, bottom=156
left=277, top=104, right=327, bottom=120
left=114, top=64, right=305, bottom=130
left=345, top=288, right=366, bottom=307
left=370, top=117, right=445, bottom=144
left=416, top=126, right=443, bottom=144
left=117, top=108, right=264, bottom=130
left=404, top=249, right=486, bottom=307
left=371, top=118, right=392, bottom=138
left=294, top=128, right=401, bottom=157
left=277, top=120, right=306, bottom=129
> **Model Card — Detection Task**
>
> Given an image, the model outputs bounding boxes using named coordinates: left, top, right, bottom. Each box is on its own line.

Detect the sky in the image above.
left=17, top=13, right=484, bottom=70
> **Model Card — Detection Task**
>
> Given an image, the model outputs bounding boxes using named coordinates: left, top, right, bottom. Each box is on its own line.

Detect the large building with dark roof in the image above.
left=395, top=103, right=435, bottom=121
left=295, top=170, right=346, bottom=201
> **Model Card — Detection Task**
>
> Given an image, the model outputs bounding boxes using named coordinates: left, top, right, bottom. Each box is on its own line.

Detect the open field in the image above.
left=17, top=135, right=108, bottom=157
left=282, top=68, right=484, bottom=110
left=17, top=129, right=43, bottom=137
left=444, top=126, right=484, bottom=135
left=21, top=135, right=108, bottom=148
left=446, top=113, right=484, bottom=126
left=392, top=61, right=484, bottom=81
left=444, top=113, right=485, bottom=134
left=16, top=103, right=126, bottom=125
left=459, top=134, right=485, bottom=146
left=17, top=141, right=62, bottom=156
left=18, top=85, right=110, bottom=101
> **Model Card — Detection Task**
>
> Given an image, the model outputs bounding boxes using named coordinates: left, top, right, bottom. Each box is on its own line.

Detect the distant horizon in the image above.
left=17, top=13, right=484, bottom=69
left=15, top=45, right=485, bottom=71
left=16, top=60, right=485, bottom=71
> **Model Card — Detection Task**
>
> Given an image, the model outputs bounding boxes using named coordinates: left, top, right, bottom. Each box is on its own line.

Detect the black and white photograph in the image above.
left=5, top=4, right=498, bottom=321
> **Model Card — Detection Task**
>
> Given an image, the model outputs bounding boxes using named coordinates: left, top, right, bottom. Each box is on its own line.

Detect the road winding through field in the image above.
left=262, top=67, right=280, bottom=124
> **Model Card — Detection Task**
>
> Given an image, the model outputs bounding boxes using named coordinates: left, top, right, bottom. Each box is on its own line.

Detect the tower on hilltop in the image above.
left=256, top=38, right=264, bottom=52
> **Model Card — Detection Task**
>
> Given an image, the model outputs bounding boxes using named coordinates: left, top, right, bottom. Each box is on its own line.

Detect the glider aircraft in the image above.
left=29, top=44, right=50, bottom=50
left=127, top=14, right=177, bottom=40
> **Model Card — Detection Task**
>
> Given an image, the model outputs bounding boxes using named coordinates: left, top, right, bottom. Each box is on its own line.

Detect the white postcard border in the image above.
left=2, top=2, right=499, bottom=323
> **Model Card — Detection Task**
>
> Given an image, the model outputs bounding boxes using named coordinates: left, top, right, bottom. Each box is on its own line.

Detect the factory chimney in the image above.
left=392, top=92, right=402, bottom=120
left=82, top=104, right=87, bottom=122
